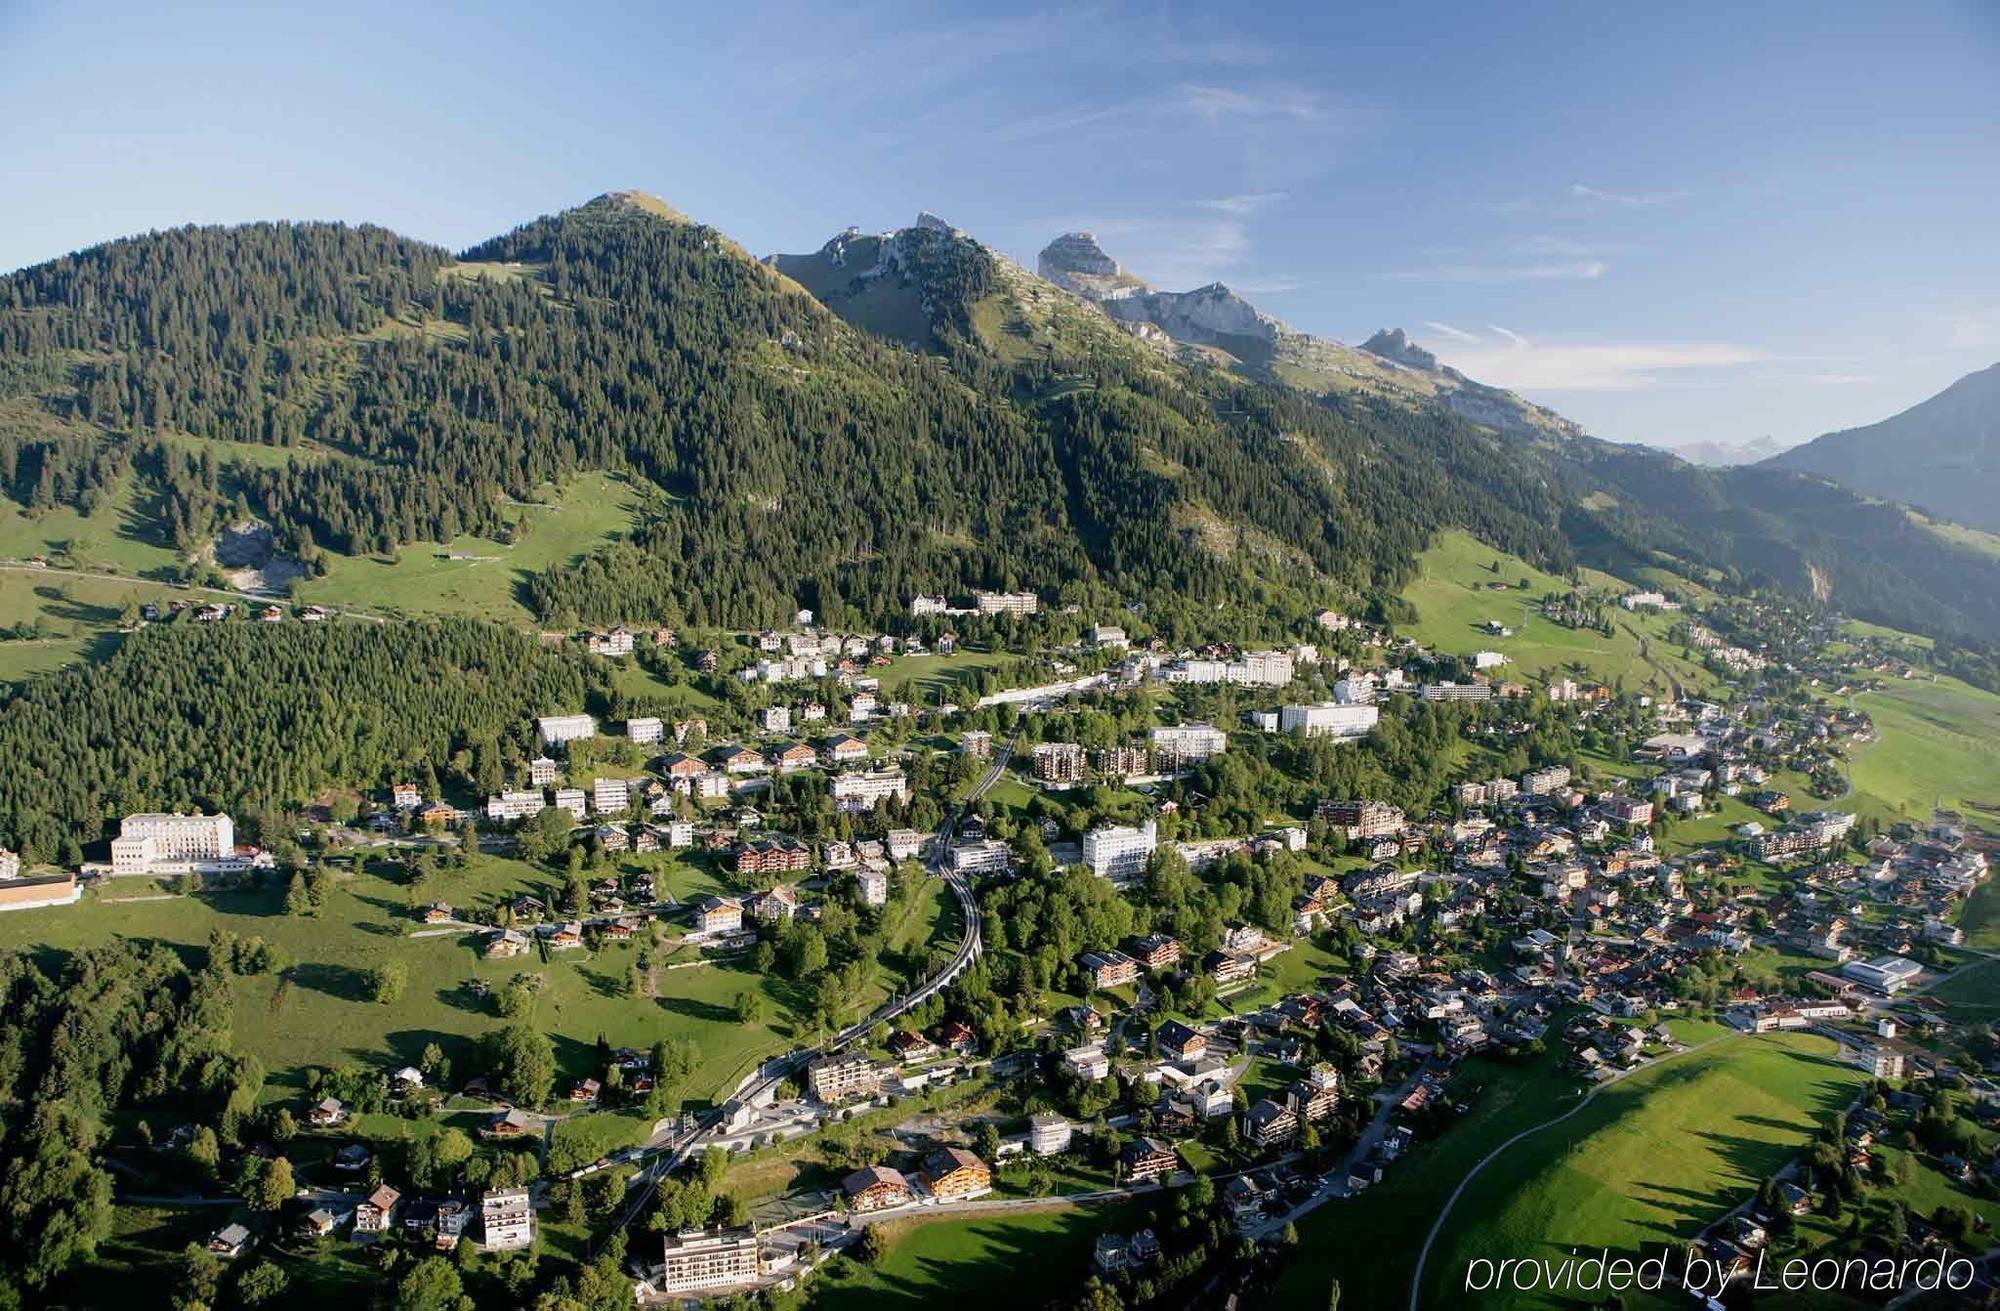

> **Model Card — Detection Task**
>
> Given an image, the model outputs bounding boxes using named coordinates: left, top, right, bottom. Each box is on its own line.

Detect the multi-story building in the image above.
left=1120, top=1137, right=1179, bottom=1182
left=1130, top=933, right=1183, bottom=970
left=974, top=590, right=1039, bottom=615
left=1279, top=703, right=1380, bottom=740
left=626, top=716, right=665, bottom=746
left=856, top=867, right=889, bottom=907
left=552, top=788, right=588, bottom=820
left=1287, top=1064, right=1341, bottom=1122
left=1081, top=949, right=1140, bottom=990
left=922, top=1147, right=992, bottom=1200
left=484, top=791, right=548, bottom=824
left=479, top=1189, right=534, bottom=1251
left=1316, top=799, right=1406, bottom=840
left=1520, top=765, right=1573, bottom=795
left=536, top=713, right=597, bottom=746
left=758, top=705, right=792, bottom=733
left=733, top=839, right=811, bottom=876
left=1094, top=745, right=1151, bottom=779
left=960, top=730, right=993, bottom=760
left=1455, top=778, right=1520, bottom=808
left=1602, top=796, right=1654, bottom=828
left=1028, top=1112, right=1073, bottom=1156
left=529, top=755, right=561, bottom=787
left=1032, top=742, right=1088, bottom=784
left=1169, top=650, right=1294, bottom=688
left=1083, top=820, right=1157, bottom=883
left=841, top=1165, right=914, bottom=1213
left=951, top=839, right=1013, bottom=875
left=830, top=769, right=910, bottom=814
left=694, top=896, right=745, bottom=935
left=658, top=1229, right=761, bottom=1295
left=592, top=776, right=631, bottom=815
left=1150, top=722, right=1228, bottom=768
left=807, top=1051, right=880, bottom=1104
left=109, top=812, right=237, bottom=875
left=1243, top=1098, right=1299, bottom=1148
left=910, top=595, right=950, bottom=617
left=1419, top=681, right=1493, bottom=703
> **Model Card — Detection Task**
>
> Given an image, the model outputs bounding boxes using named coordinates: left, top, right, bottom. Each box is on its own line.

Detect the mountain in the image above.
left=1653, top=434, right=1790, bottom=467
left=3, top=194, right=1998, bottom=648
left=1034, top=231, right=1579, bottom=442
left=1766, top=363, right=2000, bottom=532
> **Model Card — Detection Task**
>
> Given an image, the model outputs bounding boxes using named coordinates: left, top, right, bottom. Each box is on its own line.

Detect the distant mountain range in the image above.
left=0, top=191, right=1994, bottom=647
left=1766, top=362, right=2000, bottom=533
left=1656, top=434, right=1792, bottom=467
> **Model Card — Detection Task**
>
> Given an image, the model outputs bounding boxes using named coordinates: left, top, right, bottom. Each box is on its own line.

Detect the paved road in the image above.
left=597, top=721, right=1023, bottom=1250
left=1404, top=1032, right=1741, bottom=1311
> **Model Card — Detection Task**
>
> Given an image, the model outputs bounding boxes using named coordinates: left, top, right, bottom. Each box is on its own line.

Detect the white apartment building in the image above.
left=1331, top=676, right=1376, bottom=705
left=537, top=713, right=597, bottom=747
left=658, top=1230, right=761, bottom=1295
left=626, top=717, right=665, bottom=746
left=856, top=867, right=890, bottom=907
left=1169, top=650, right=1294, bottom=688
left=1279, top=702, right=1380, bottom=740
left=974, top=590, right=1039, bottom=615
left=553, top=788, right=588, bottom=820
left=529, top=755, right=560, bottom=786
left=1029, top=1112, right=1073, bottom=1156
left=479, top=1189, right=534, bottom=1251
left=951, top=839, right=1014, bottom=875
left=758, top=705, right=792, bottom=733
left=1083, top=820, right=1157, bottom=883
left=1150, top=722, right=1228, bottom=768
left=830, top=769, right=910, bottom=814
left=1521, top=765, right=1572, bottom=795
left=485, top=791, right=547, bottom=823
left=110, top=812, right=236, bottom=875
left=592, top=777, right=631, bottom=815
left=910, top=595, right=950, bottom=617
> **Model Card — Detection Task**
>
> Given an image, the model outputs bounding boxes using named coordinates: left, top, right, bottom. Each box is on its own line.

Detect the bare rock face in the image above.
left=1037, top=232, right=1146, bottom=299
left=1360, top=328, right=1440, bottom=373
left=1103, top=282, right=1279, bottom=350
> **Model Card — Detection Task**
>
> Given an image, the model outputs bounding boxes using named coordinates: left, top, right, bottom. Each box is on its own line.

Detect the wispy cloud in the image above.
left=1423, top=321, right=1481, bottom=345
left=1568, top=182, right=1685, bottom=209
left=1420, top=325, right=1765, bottom=392
left=1396, top=260, right=1607, bottom=284
left=1941, top=307, right=2000, bottom=352
left=1805, top=372, right=1872, bottom=385
left=1198, top=191, right=1287, bottom=215
left=1180, top=83, right=1322, bottom=121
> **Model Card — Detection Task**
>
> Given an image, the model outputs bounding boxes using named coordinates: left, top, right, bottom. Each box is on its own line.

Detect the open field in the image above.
left=296, top=472, right=646, bottom=622
left=1397, top=530, right=1709, bottom=695
left=1837, top=675, right=2000, bottom=824
left=1274, top=1021, right=1612, bottom=1308
left=0, top=570, right=250, bottom=683
left=812, top=1201, right=1139, bottom=1310
left=1418, top=1032, right=1863, bottom=1309
left=0, top=853, right=807, bottom=1106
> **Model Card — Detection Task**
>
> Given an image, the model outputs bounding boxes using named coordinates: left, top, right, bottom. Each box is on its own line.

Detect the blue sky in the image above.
left=2, top=0, right=1995, bottom=450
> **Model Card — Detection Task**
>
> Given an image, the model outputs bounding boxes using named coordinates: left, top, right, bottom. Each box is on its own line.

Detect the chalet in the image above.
left=484, top=928, right=531, bottom=959
left=543, top=921, right=584, bottom=950
left=1120, top=1136, right=1179, bottom=1182
left=841, top=1165, right=914, bottom=1213
left=569, top=1077, right=602, bottom=1104
left=748, top=879, right=800, bottom=923
left=355, top=1184, right=401, bottom=1235
left=309, top=1097, right=347, bottom=1126
left=1156, top=1020, right=1207, bottom=1063
left=695, top=896, right=745, bottom=935
left=1131, top=934, right=1183, bottom=970
left=921, top=1147, right=992, bottom=1200
left=769, top=741, right=819, bottom=773
left=1288, top=1064, right=1341, bottom=1121
left=391, top=782, right=422, bottom=811
left=735, top=837, right=811, bottom=876
left=417, top=802, right=459, bottom=827
left=662, top=753, right=707, bottom=782
left=1202, top=949, right=1255, bottom=985
left=939, top=1019, right=978, bottom=1054
left=208, top=1223, right=252, bottom=1259
left=820, top=733, right=870, bottom=767
left=715, top=745, right=767, bottom=776
left=1081, top=949, right=1140, bottom=990
left=1064, top=1044, right=1111, bottom=1081
left=1244, top=1098, right=1298, bottom=1148
left=485, top=1108, right=535, bottom=1139
left=889, top=1029, right=937, bottom=1062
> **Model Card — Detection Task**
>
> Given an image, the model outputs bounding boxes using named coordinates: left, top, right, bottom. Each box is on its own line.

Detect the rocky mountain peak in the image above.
left=1360, top=328, right=1441, bottom=373
left=1038, top=231, right=1147, bottom=299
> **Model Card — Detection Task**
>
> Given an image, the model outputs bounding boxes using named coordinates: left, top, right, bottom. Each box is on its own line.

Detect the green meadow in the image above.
left=1836, top=674, right=2000, bottom=825
left=1418, top=1033, right=1863, bottom=1310
left=812, top=1202, right=1141, bottom=1310
left=1397, top=530, right=1710, bottom=695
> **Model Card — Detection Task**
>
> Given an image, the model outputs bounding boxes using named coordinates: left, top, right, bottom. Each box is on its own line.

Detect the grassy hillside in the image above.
left=812, top=1203, right=1138, bottom=1310
left=0, top=854, right=813, bottom=1106
left=1419, top=1033, right=1863, bottom=1310
left=1397, top=529, right=1710, bottom=694
left=1836, top=675, right=2000, bottom=825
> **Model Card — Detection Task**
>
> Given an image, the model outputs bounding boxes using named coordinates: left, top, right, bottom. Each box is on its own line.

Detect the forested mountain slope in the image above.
left=2, top=193, right=1997, bottom=645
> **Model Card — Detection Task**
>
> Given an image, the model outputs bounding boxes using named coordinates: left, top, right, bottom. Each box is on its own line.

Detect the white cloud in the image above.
left=1427, top=329, right=1766, bottom=392
left=1422, top=321, right=1482, bottom=345
left=1180, top=83, right=1322, bottom=121
left=1805, top=372, right=1872, bottom=385
left=1198, top=191, right=1287, bottom=215
left=1396, top=260, right=1607, bottom=284
left=1941, top=308, right=2000, bottom=352
left=1568, top=182, right=1685, bottom=209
